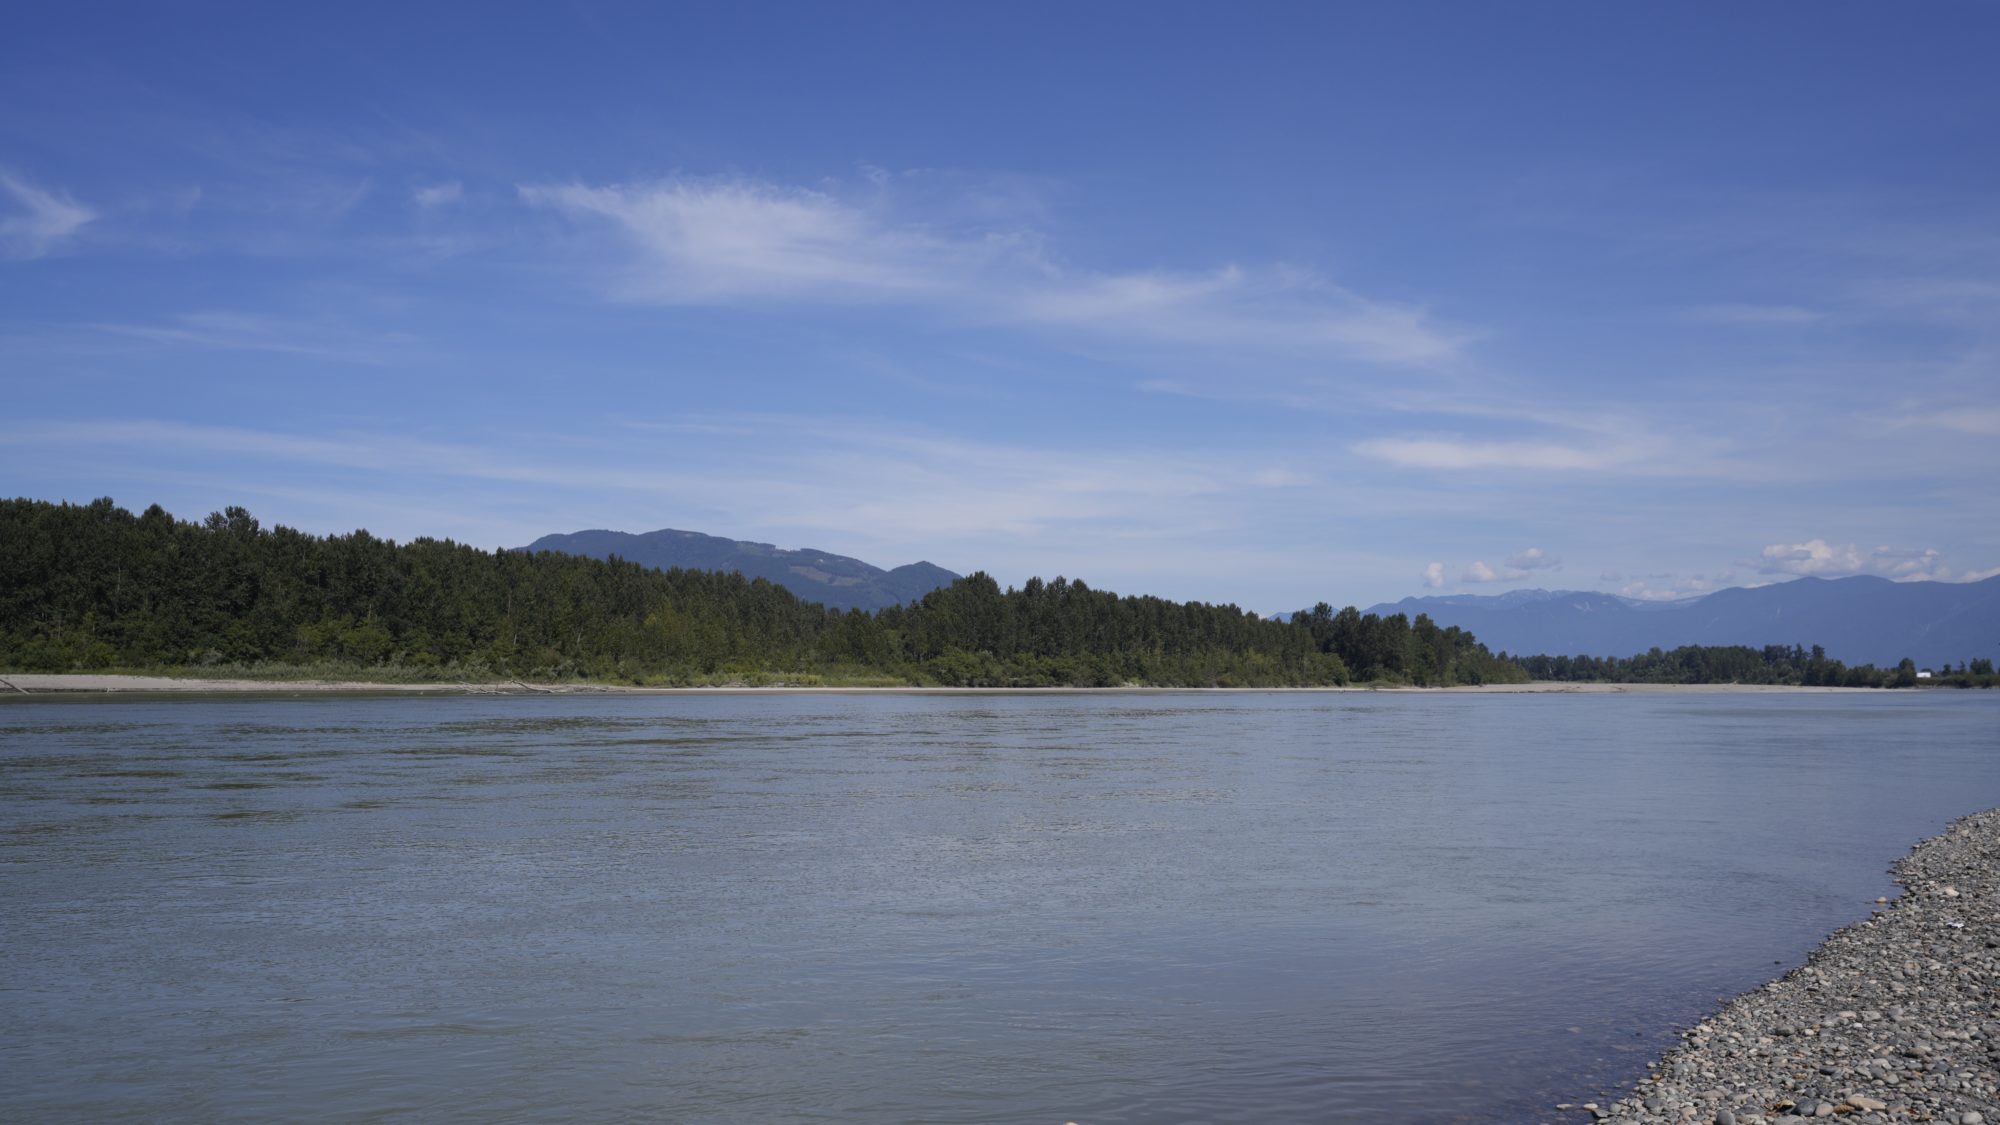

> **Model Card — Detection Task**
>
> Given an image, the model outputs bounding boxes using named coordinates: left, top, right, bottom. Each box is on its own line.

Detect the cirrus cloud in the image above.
left=412, top=181, right=463, bottom=209
left=0, top=171, right=95, bottom=260
left=519, top=175, right=1463, bottom=366
left=1352, top=437, right=1624, bottom=472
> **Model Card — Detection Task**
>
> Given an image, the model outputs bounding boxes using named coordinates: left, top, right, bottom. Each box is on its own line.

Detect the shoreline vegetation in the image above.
left=4, top=498, right=1991, bottom=690
left=0, top=673, right=1886, bottom=696
left=1557, top=810, right=2000, bottom=1124
left=0, top=499, right=1507, bottom=689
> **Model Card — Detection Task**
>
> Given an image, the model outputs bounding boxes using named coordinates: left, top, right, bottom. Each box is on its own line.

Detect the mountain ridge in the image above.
left=517, top=527, right=959, bottom=613
left=519, top=526, right=1999, bottom=664
left=1365, top=575, right=2000, bottom=667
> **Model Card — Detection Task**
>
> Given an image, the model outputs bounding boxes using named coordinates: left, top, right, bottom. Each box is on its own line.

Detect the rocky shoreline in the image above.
left=1556, top=809, right=2000, bottom=1124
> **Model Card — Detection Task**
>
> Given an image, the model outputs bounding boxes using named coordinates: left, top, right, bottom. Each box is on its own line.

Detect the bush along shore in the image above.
left=1556, top=810, right=2000, bottom=1124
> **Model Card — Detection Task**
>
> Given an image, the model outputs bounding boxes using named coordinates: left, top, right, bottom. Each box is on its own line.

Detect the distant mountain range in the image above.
left=1365, top=575, right=2000, bottom=668
left=519, top=526, right=1998, bottom=665
left=517, top=528, right=959, bottom=613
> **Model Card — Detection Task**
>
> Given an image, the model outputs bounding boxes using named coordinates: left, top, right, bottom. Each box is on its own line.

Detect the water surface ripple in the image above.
left=2, top=691, right=1996, bottom=1122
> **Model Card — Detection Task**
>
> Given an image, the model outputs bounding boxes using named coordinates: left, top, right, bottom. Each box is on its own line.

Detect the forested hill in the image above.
left=518, top=527, right=958, bottom=612
left=0, top=498, right=1525, bottom=688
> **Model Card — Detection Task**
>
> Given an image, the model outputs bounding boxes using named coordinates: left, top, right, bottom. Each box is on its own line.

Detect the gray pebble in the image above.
left=1552, top=809, right=2000, bottom=1125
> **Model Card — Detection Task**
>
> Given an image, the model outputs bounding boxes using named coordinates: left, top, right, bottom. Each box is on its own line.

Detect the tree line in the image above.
left=1508, top=645, right=1995, bottom=688
left=0, top=498, right=1527, bottom=688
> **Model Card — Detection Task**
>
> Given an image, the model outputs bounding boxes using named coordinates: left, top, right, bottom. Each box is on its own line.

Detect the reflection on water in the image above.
left=2, top=691, right=1997, bottom=1123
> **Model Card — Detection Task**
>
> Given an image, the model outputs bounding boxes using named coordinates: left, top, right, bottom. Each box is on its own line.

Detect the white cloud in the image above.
left=1754, top=538, right=1951, bottom=581
left=1506, top=547, right=1560, bottom=572
left=1421, top=562, right=1446, bottom=588
left=413, top=181, right=463, bottom=209
left=0, top=171, right=95, bottom=259
left=1756, top=539, right=1865, bottom=577
left=521, top=178, right=957, bottom=301
left=520, top=175, right=1461, bottom=366
left=1351, top=437, right=1624, bottom=472
left=1462, top=560, right=1501, bottom=583
left=1618, top=572, right=1737, bottom=602
left=1459, top=548, right=1560, bottom=584
left=1964, top=565, right=2000, bottom=582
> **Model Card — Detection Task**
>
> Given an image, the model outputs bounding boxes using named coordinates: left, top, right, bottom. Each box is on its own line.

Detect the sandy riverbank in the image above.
left=1555, top=810, right=2000, bottom=1124
left=0, top=673, right=1869, bottom=696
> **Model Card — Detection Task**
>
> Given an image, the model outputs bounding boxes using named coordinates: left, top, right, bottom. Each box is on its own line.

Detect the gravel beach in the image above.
left=1556, top=809, right=2000, bottom=1124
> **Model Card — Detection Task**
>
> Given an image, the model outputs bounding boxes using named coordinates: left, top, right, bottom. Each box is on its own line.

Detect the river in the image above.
left=3, top=690, right=1996, bottom=1122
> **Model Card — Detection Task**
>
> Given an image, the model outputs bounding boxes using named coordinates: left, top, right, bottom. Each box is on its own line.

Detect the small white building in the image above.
left=1917, top=670, right=1934, bottom=679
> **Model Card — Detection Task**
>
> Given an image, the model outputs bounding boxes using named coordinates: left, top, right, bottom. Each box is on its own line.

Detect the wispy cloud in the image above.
left=520, top=175, right=1463, bottom=366
left=620, top=412, right=1317, bottom=545
left=1420, top=562, right=1446, bottom=589
left=0, top=414, right=1332, bottom=591
left=412, top=181, right=463, bottom=209
left=521, top=177, right=974, bottom=301
left=80, top=313, right=418, bottom=364
left=0, top=171, right=95, bottom=259
left=1888, top=405, right=2000, bottom=437
left=1854, top=277, right=2000, bottom=328
left=1352, top=436, right=1630, bottom=472
left=0, top=419, right=719, bottom=498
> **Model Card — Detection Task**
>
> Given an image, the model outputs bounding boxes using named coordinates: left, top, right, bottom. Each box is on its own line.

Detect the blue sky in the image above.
left=4, top=3, right=1998, bottom=611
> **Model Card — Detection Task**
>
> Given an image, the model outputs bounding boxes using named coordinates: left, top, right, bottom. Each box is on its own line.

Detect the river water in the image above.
left=3, top=690, right=1997, bottom=1123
